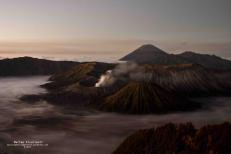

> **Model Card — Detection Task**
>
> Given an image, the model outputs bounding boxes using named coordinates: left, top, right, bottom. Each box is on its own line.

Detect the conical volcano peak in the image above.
left=120, top=44, right=184, bottom=64
left=138, top=44, right=165, bottom=53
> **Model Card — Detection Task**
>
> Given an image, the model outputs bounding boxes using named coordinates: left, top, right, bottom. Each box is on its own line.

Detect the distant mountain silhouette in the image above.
left=178, top=51, right=231, bottom=70
left=120, top=44, right=231, bottom=70
left=120, top=44, right=187, bottom=65
left=0, top=57, right=78, bottom=76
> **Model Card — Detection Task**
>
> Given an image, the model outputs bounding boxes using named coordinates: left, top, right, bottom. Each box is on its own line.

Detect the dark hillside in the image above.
left=114, top=122, right=231, bottom=154
left=0, top=57, right=78, bottom=76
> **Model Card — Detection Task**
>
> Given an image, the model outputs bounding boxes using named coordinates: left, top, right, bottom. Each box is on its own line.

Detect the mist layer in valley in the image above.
left=0, top=77, right=231, bottom=154
left=1, top=44, right=231, bottom=153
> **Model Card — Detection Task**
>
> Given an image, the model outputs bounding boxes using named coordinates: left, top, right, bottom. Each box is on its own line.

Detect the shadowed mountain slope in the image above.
left=146, top=64, right=231, bottom=96
left=114, top=122, right=231, bottom=154
left=42, top=62, right=115, bottom=90
left=178, top=51, right=231, bottom=70
left=35, top=63, right=231, bottom=109
left=0, top=57, right=78, bottom=76
left=100, top=81, right=199, bottom=114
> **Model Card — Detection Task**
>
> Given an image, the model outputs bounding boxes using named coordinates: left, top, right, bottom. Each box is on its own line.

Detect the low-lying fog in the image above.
left=0, top=77, right=231, bottom=154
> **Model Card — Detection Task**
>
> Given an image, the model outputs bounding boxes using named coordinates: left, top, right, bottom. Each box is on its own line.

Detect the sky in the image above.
left=0, top=0, right=230, bottom=61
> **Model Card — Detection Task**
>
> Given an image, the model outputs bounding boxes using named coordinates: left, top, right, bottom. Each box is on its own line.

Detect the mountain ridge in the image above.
left=120, top=44, right=188, bottom=65
left=0, top=56, right=78, bottom=76
left=177, top=51, right=231, bottom=70
left=120, top=44, right=231, bottom=70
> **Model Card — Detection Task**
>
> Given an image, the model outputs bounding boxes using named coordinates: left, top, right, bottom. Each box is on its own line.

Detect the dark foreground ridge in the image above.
left=0, top=57, right=78, bottom=76
left=114, top=122, right=231, bottom=154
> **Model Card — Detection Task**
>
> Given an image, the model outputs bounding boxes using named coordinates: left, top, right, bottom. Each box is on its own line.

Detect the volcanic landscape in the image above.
left=1, top=44, right=231, bottom=154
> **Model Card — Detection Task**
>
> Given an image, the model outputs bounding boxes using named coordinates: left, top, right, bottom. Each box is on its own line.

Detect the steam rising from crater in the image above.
left=95, top=62, right=153, bottom=87
left=95, top=70, right=115, bottom=87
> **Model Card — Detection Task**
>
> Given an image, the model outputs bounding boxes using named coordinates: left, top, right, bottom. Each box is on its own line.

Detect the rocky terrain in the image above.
left=42, top=62, right=115, bottom=90
left=114, top=122, right=231, bottom=154
left=148, top=64, right=231, bottom=96
left=18, top=44, right=231, bottom=114
left=6, top=44, right=231, bottom=153
left=22, top=62, right=116, bottom=107
left=100, top=81, right=199, bottom=114
left=22, top=62, right=231, bottom=114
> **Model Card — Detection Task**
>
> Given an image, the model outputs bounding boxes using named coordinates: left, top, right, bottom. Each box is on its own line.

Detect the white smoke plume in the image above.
left=95, top=70, right=115, bottom=87
left=95, top=62, right=153, bottom=87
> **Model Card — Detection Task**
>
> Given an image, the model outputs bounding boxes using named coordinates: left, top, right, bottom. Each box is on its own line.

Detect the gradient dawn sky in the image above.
left=0, top=0, right=230, bottom=61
